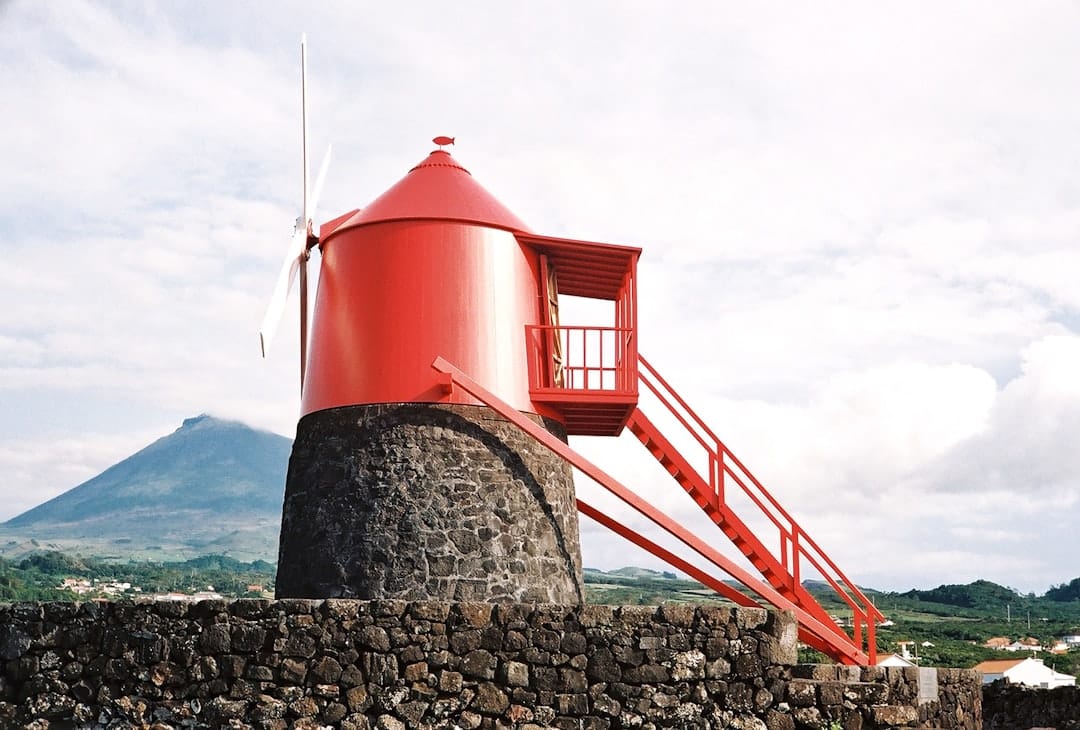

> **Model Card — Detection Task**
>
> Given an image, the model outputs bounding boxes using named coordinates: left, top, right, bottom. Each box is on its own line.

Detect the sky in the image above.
left=1, top=1, right=1079, bottom=595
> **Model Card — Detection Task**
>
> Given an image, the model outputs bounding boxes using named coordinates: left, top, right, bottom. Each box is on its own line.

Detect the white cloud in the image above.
left=916, top=335, right=1080, bottom=498
left=574, top=335, right=1080, bottom=593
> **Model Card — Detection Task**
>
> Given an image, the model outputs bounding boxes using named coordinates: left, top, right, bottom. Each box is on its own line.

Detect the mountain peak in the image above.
left=2, top=416, right=292, bottom=546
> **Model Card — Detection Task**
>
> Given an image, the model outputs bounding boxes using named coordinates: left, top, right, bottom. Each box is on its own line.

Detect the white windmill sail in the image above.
left=258, top=33, right=332, bottom=395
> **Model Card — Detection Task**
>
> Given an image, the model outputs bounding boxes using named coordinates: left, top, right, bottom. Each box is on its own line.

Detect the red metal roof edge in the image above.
left=515, top=232, right=643, bottom=259
left=319, top=208, right=360, bottom=240
left=321, top=213, right=526, bottom=245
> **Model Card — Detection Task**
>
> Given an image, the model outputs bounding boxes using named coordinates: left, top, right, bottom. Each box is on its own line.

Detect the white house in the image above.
left=973, top=657, right=1076, bottom=688
left=877, top=653, right=916, bottom=667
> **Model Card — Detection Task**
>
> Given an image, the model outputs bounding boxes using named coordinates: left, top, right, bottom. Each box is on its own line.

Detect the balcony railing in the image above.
left=526, top=325, right=636, bottom=395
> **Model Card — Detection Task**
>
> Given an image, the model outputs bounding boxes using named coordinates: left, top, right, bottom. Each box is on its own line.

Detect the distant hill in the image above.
left=1046, top=577, right=1080, bottom=602
left=0, top=415, right=290, bottom=562
left=900, top=579, right=1023, bottom=609
left=605, top=567, right=676, bottom=579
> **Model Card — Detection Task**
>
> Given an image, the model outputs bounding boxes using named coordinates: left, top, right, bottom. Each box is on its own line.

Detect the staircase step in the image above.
left=628, top=404, right=854, bottom=656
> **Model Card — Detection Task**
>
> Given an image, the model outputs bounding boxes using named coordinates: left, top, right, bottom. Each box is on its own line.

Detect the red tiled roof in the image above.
left=973, top=659, right=1024, bottom=673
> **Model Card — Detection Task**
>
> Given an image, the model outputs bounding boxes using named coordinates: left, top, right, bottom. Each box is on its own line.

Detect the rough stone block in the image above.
left=870, top=704, right=918, bottom=725
left=785, top=679, right=817, bottom=707
left=449, top=629, right=482, bottom=654
left=557, top=692, right=589, bottom=715
left=403, top=661, right=428, bottom=682
left=374, top=714, right=405, bottom=730
left=617, top=605, right=657, bottom=625
left=500, top=661, right=529, bottom=688
left=455, top=603, right=494, bottom=629
left=409, top=601, right=450, bottom=622
left=560, top=632, right=588, bottom=656
left=438, top=670, right=463, bottom=693
left=585, top=646, right=621, bottom=682
left=818, top=681, right=844, bottom=706
left=672, top=650, right=707, bottom=681
left=735, top=608, right=768, bottom=630
left=764, top=709, right=795, bottom=730
left=623, top=663, right=669, bottom=684
left=461, top=649, right=496, bottom=679
left=791, top=664, right=841, bottom=681
left=579, top=605, right=614, bottom=628
left=475, top=682, right=510, bottom=715
left=658, top=604, right=695, bottom=628
left=792, top=706, right=822, bottom=726
left=344, top=684, right=369, bottom=712
left=359, top=626, right=391, bottom=652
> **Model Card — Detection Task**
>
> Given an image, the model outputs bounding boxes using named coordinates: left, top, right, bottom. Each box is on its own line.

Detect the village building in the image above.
left=973, top=657, right=1076, bottom=689
left=876, top=653, right=916, bottom=667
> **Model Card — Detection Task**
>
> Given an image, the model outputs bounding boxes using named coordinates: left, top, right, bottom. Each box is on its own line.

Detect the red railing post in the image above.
left=867, top=617, right=877, bottom=664
left=792, top=527, right=801, bottom=592
left=717, top=451, right=725, bottom=506
left=709, top=453, right=720, bottom=511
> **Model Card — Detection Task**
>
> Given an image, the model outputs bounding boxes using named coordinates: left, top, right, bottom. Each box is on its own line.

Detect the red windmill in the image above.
left=260, top=38, right=883, bottom=665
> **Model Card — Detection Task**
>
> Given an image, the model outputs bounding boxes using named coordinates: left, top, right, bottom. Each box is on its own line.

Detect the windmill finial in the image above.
left=433, top=136, right=455, bottom=150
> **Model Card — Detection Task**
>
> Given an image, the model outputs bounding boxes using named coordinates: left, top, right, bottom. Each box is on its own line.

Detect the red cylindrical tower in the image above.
left=275, top=146, right=585, bottom=602
left=302, top=149, right=552, bottom=417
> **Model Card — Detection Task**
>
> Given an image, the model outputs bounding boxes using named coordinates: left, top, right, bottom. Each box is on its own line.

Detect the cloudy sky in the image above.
left=2, top=1, right=1079, bottom=595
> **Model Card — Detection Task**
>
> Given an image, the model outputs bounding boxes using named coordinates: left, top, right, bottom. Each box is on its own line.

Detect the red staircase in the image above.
left=432, top=353, right=884, bottom=664
left=629, top=355, right=884, bottom=660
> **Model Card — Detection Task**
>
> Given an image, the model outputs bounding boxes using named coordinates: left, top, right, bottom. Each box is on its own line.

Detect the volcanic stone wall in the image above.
left=786, top=663, right=981, bottom=729
left=0, top=599, right=980, bottom=729
left=277, top=404, right=584, bottom=604
left=982, top=680, right=1080, bottom=729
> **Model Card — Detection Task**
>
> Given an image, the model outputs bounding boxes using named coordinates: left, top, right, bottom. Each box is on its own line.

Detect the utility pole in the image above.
left=1007, top=604, right=1011, bottom=623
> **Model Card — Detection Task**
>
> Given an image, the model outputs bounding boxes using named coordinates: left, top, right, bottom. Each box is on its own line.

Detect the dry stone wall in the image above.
left=982, top=680, right=1080, bottom=729
left=786, top=664, right=980, bottom=729
left=0, top=599, right=979, bottom=729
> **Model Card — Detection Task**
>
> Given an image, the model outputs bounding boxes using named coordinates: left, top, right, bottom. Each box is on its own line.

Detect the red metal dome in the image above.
left=320, top=149, right=530, bottom=240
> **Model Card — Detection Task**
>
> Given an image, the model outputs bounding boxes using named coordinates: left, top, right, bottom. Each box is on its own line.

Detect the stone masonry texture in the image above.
left=982, top=680, right=1080, bottom=729
left=276, top=404, right=584, bottom=603
left=0, top=599, right=982, bottom=729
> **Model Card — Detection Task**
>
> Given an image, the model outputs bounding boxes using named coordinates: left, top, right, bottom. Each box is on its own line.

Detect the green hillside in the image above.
left=901, top=579, right=1025, bottom=609
left=0, top=551, right=275, bottom=602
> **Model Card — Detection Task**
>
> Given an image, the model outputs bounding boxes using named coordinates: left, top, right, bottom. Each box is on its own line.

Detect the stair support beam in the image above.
left=432, top=355, right=866, bottom=665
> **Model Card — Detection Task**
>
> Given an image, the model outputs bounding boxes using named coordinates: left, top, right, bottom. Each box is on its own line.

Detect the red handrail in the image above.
left=636, top=354, right=884, bottom=658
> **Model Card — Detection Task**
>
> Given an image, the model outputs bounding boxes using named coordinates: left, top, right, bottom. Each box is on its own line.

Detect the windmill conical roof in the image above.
left=322, top=148, right=530, bottom=239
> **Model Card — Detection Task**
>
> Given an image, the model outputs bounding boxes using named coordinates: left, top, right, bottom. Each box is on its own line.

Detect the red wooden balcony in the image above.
left=526, top=324, right=638, bottom=436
